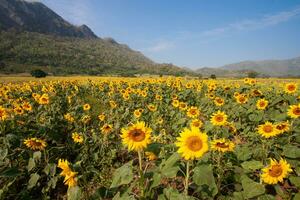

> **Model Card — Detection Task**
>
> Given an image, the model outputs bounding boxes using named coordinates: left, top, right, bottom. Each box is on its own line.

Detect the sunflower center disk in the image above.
left=215, top=115, right=224, bottom=122
left=216, top=142, right=229, bottom=148
left=293, top=108, right=300, bottom=115
left=186, top=136, right=203, bottom=151
left=268, top=165, right=283, bottom=177
left=288, top=85, right=295, bottom=91
left=129, top=129, right=146, bottom=142
left=263, top=125, right=273, bottom=133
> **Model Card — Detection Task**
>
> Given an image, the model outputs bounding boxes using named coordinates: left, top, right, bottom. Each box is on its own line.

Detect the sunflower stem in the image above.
left=138, top=150, right=144, bottom=198
left=184, top=161, right=190, bottom=195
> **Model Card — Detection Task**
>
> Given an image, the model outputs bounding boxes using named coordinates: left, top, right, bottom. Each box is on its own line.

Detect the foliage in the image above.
left=30, top=69, right=47, bottom=78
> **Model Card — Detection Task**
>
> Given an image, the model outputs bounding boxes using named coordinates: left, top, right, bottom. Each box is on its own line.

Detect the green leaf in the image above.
left=282, top=145, right=300, bottom=158
left=27, top=158, right=35, bottom=172
left=67, top=186, right=82, bottom=200
left=110, top=161, right=133, bottom=188
left=241, top=175, right=265, bottom=199
left=193, top=164, right=218, bottom=197
left=290, top=176, right=300, bottom=188
left=241, top=160, right=264, bottom=171
left=294, top=193, right=300, bottom=200
left=33, top=151, right=41, bottom=160
left=0, top=167, right=21, bottom=177
left=163, top=188, right=194, bottom=200
left=235, top=145, right=252, bottom=161
left=27, top=173, right=40, bottom=189
left=112, top=192, right=135, bottom=200
left=258, top=194, right=276, bottom=200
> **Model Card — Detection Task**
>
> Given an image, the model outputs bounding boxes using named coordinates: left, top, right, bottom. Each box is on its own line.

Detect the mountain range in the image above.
left=0, top=0, right=191, bottom=76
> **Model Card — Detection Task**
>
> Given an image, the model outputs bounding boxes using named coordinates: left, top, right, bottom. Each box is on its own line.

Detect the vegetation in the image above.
left=30, top=69, right=47, bottom=78
left=0, top=31, right=193, bottom=76
left=0, top=77, right=300, bottom=199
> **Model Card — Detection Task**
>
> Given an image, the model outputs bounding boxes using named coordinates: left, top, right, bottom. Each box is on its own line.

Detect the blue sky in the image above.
left=39, top=0, right=300, bottom=68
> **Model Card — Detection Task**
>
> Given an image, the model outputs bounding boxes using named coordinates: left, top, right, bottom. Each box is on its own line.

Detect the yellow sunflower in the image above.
left=187, top=106, right=200, bottom=118
left=98, top=114, right=105, bottom=121
left=261, top=158, right=292, bottom=185
left=121, top=121, right=152, bottom=151
left=134, top=109, right=143, bottom=118
left=257, top=122, right=280, bottom=138
left=24, top=138, right=47, bottom=151
left=83, top=103, right=91, bottom=111
left=175, top=127, right=209, bottom=160
left=172, top=100, right=179, bottom=108
left=190, top=119, right=203, bottom=128
left=145, top=151, right=157, bottom=161
left=72, top=132, right=84, bottom=144
left=210, top=111, right=228, bottom=126
left=147, top=104, right=157, bottom=112
left=211, top=138, right=235, bottom=153
left=101, top=124, right=113, bottom=134
left=0, top=106, right=8, bottom=121
left=256, top=99, right=268, bottom=110
left=284, top=83, right=297, bottom=94
left=287, top=104, right=300, bottom=118
left=236, top=94, right=248, bottom=104
left=38, top=94, right=49, bottom=105
left=57, top=159, right=78, bottom=188
left=214, top=97, right=224, bottom=106
left=275, top=121, right=290, bottom=134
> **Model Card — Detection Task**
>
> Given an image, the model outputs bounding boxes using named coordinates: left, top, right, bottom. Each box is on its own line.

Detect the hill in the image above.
left=0, top=31, right=190, bottom=75
left=221, top=57, right=300, bottom=77
left=0, top=0, right=191, bottom=76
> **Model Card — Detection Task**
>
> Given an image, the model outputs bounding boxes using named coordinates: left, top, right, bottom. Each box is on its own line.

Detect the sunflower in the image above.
left=210, top=111, right=228, bottom=126
left=145, top=151, right=157, bottom=161
left=98, top=114, right=105, bottom=121
left=134, top=109, right=143, bottom=118
left=275, top=121, right=290, bottom=134
left=57, top=159, right=77, bottom=188
left=64, top=113, right=74, bottom=122
left=175, top=126, right=208, bottom=160
left=257, top=122, right=280, bottom=138
left=0, top=106, right=8, bottom=121
left=22, top=102, right=32, bottom=111
left=284, top=83, right=297, bottom=94
left=179, top=102, right=188, bottom=110
left=172, top=100, right=179, bottom=108
left=63, top=171, right=78, bottom=187
left=236, top=94, right=248, bottom=104
left=225, top=122, right=237, bottom=133
left=190, top=119, right=203, bottom=128
left=256, top=99, right=268, bottom=110
left=214, top=97, right=224, bottom=106
left=24, top=138, right=47, bottom=151
left=147, top=104, right=157, bottom=112
left=155, top=94, right=162, bottom=101
left=287, top=104, right=300, bottom=118
left=187, top=106, right=200, bottom=118
left=101, top=124, right=113, bottom=134
left=38, top=94, right=49, bottom=105
left=121, top=121, right=152, bottom=151
left=14, top=106, right=24, bottom=115
left=261, top=158, right=292, bottom=185
left=72, top=132, right=84, bottom=144
left=211, top=138, right=235, bottom=153
left=109, top=100, right=117, bottom=109
left=83, top=103, right=91, bottom=111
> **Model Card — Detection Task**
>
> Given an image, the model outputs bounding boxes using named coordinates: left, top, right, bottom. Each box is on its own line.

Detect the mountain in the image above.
left=0, top=0, right=97, bottom=38
left=195, top=67, right=252, bottom=78
left=0, top=0, right=192, bottom=76
left=221, top=57, right=300, bottom=77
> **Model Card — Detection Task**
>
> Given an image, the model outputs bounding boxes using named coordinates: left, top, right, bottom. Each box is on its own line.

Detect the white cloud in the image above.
left=200, top=6, right=300, bottom=38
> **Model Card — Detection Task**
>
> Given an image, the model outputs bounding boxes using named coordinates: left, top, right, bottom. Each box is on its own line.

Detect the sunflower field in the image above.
left=0, top=77, right=300, bottom=200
